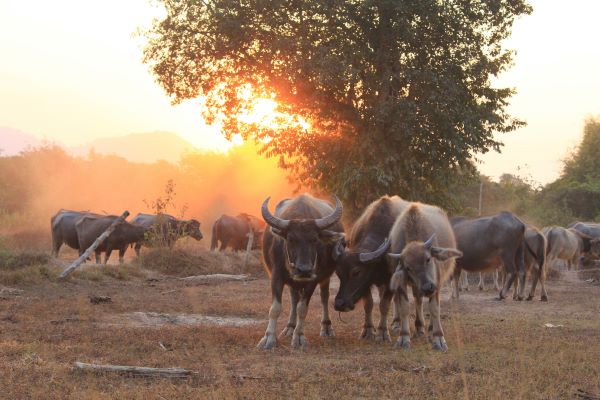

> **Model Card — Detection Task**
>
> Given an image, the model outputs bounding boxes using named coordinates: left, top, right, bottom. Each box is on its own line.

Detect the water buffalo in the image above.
left=51, top=209, right=101, bottom=257
left=333, top=195, right=410, bottom=341
left=131, top=213, right=203, bottom=256
left=567, top=222, right=600, bottom=261
left=543, top=226, right=592, bottom=270
left=257, top=194, right=344, bottom=350
left=76, top=215, right=147, bottom=264
left=450, top=212, right=526, bottom=300
left=388, top=203, right=462, bottom=351
left=210, top=213, right=265, bottom=252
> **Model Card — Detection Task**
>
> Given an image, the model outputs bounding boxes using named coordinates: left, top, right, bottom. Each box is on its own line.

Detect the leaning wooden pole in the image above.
left=58, top=211, right=129, bottom=280
left=243, top=229, right=255, bottom=270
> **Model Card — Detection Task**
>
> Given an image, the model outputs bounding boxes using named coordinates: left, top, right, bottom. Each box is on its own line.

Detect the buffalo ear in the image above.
left=431, top=247, right=463, bottom=261
left=270, top=227, right=287, bottom=239
left=332, top=239, right=346, bottom=261
left=320, top=230, right=345, bottom=244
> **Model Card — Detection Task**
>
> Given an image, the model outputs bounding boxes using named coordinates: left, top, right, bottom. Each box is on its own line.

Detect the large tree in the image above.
left=143, top=0, right=531, bottom=211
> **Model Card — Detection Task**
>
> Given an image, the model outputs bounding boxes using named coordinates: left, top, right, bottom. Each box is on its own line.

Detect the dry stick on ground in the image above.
left=179, top=274, right=254, bottom=283
left=73, top=362, right=194, bottom=378
left=58, top=211, right=129, bottom=280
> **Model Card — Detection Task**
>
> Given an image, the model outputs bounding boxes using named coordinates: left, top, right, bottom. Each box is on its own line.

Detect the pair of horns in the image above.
left=388, top=234, right=436, bottom=259
left=261, top=195, right=343, bottom=230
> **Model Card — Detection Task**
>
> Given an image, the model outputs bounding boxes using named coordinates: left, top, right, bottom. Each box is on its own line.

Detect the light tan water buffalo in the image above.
left=388, top=203, right=462, bottom=351
left=543, top=226, right=592, bottom=270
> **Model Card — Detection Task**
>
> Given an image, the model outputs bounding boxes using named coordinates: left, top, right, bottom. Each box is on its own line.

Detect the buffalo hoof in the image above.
left=394, top=336, right=411, bottom=349
left=526, top=295, right=534, bottom=301
left=320, top=325, right=335, bottom=337
left=515, top=296, right=524, bottom=301
left=431, top=336, right=448, bottom=352
left=375, top=329, right=391, bottom=342
left=391, top=319, right=401, bottom=335
left=257, top=334, right=277, bottom=350
left=479, top=286, right=484, bottom=291
left=280, top=325, right=295, bottom=337
left=291, top=334, right=308, bottom=349
left=360, top=326, right=376, bottom=340
left=541, top=295, right=548, bottom=302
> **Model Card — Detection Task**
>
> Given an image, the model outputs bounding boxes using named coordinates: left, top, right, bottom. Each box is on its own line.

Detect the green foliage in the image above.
left=143, top=0, right=531, bottom=212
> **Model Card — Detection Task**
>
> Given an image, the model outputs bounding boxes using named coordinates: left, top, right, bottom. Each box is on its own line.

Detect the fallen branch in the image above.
left=73, top=361, right=194, bottom=378
left=59, top=211, right=129, bottom=280
left=179, top=274, right=254, bottom=283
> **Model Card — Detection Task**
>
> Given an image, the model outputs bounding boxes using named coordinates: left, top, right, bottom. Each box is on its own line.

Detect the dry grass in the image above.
left=0, top=246, right=599, bottom=399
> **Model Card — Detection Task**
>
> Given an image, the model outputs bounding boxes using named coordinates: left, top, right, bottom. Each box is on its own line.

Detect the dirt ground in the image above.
left=0, top=252, right=599, bottom=399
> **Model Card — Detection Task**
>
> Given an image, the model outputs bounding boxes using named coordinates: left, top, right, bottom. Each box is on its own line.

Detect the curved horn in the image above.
left=359, top=238, right=391, bottom=263
left=261, top=197, right=290, bottom=230
left=424, top=233, right=436, bottom=250
left=315, top=195, right=343, bottom=229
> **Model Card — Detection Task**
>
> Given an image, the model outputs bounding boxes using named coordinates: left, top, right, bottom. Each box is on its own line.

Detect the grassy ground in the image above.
left=0, top=246, right=599, bottom=399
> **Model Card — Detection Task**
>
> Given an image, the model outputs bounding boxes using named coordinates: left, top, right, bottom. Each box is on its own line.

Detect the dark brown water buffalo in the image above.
left=210, top=213, right=265, bottom=252
left=257, top=194, right=344, bottom=350
left=388, top=203, right=462, bottom=351
left=51, top=209, right=101, bottom=257
left=450, top=212, right=526, bottom=300
left=520, top=226, right=548, bottom=301
left=130, top=213, right=203, bottom=256
left=333, top=195, right=409, bottom=341
left=76, top=215, right=147, bottom=264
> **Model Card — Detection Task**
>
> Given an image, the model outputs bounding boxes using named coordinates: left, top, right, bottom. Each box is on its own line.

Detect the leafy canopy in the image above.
left=143, top=0, right=531, bottom=211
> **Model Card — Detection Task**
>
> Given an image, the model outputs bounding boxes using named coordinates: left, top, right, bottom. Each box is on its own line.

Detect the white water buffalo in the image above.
left=257, top=194, right=344, bottom=350
left=333, top=195, right=410, bottom=341
left=388, top=203, right=462, bottom=351
left=543, top=226, right=592, bottom=270
left=76, top=215, right=147, bottom=264
left=51, top=209, right=101, bottom=257
left=518, top=226, right=548, bottom=301
left=450, top=212, right=526, bottom=300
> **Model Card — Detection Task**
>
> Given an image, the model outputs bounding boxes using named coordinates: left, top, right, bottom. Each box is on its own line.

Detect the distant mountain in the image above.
left=72, top=131, right=197, bottom=163
left=0, top=127, right=43, bottom=156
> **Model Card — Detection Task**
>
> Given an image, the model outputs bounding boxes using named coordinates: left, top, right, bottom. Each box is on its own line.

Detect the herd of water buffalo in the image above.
left=50, top=193, right=600, bottom=351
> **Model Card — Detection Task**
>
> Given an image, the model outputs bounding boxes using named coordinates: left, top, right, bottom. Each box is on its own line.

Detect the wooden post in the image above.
left=243, top=229, right=255, bottom=270
left=73, top=361, right=193, bottom=378
left=58, top=211, right=129, bottom=280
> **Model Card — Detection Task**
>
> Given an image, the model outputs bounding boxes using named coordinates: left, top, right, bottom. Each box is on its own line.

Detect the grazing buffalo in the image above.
left=333, top=195, right=410, bottom=341
left=450, top=212, right=526, bottom=300
left=131, top=213, right=203, bottom=256
left=210, top=213, right=265, bottom=252
left=567, top=222, right=600, bottom=261
left=76, top=215, right=147, bottom=264
left=257, top=194, right=344, bottom=349
left=388, top=203, right=462, bottom=351
left=543, top=226, right=592, bottom=270
left=51, top=209, right=101, bottom=257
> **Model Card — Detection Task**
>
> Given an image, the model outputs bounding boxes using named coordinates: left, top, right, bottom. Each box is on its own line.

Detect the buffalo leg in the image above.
left=461, top=271, right=469, bottom=291
left=118, top=246, right=126, bottom=264
left=95, top=250, right=102, bottom=264
left=451, top=268, right=461, bottom=299
left=393, top=285, right=411, bottom=349
left=360, top=289, right=375, bottom=340
left=493, top=269, right=501, bottom=291
left=429, top=292, right=448, bottom=351
left=478, top=272, right=486, bottom=291
left=391, top=292, right=401, bottom=333
left=515, top=243, right=526, bottom=300
left=375, top=285, right=393, bottom=342
left=219, top=240, right=228, bottom=252
left=280, top=287, right=298, bottom=337
left=319, top=279, right=334, bottom=337
left=134, top=243, right=142, bottom=257
left=292, top=283, right=317, bottom=349
left=104, top=248, right=113, bottom=264
left=413, top=286, right=425, bottom=338
left=257, top=272, right=284, bottom=349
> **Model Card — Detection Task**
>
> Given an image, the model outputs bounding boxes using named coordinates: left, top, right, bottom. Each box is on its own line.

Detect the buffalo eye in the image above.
left=351, top=267, right=361, bottom=278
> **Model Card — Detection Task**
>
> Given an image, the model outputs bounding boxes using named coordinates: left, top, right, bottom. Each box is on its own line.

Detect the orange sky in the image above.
left=1, top=0, right=599, bottom=184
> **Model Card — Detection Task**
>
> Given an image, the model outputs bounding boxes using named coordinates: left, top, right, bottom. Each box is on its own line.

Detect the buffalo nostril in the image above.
left=422, top=283, right=437, bottom=294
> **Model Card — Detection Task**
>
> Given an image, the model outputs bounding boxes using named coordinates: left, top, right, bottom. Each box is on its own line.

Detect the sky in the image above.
left=0, top=0, right=599, bottom=185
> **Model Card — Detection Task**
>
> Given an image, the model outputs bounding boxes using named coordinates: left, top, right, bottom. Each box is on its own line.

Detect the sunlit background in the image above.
left=1, top=0, right=599, bottom=184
